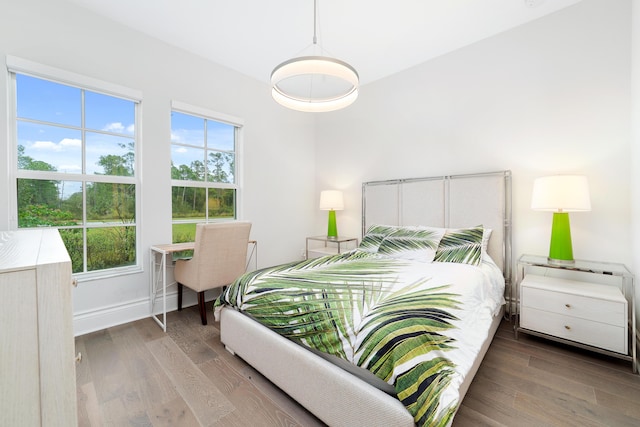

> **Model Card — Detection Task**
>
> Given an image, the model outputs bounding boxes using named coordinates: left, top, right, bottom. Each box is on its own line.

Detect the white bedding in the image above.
left=215, top=250, right=505, bottom=425
left=421, top=257, right=504, bottom=409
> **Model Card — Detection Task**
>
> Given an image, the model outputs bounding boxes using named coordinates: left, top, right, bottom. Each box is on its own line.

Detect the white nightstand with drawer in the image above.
left=515, top=254, right=636, bottom=373
left=520, top=274, right=627, bottom=354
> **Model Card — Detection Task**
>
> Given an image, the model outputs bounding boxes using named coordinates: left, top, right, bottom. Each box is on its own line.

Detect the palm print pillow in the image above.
left=433, top=225, right=484, bottom=266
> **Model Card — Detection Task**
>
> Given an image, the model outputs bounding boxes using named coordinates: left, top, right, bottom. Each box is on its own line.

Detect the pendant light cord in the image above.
left=313, top=0, right=318, bottom=45
left=309, top=0, right=318, bottom=100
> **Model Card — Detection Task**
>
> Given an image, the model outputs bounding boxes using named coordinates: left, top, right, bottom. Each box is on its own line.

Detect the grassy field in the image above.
left=172, top=222, right=197, bottom=243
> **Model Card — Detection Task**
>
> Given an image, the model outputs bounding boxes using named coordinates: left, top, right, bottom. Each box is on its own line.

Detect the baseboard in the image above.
left=72, top=290, right=207, bottom=336
left=73, top=297, right=152, bottom=336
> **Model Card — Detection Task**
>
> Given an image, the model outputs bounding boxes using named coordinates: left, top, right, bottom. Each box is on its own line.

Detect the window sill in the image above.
left=74, top=265, right=143, bottom=284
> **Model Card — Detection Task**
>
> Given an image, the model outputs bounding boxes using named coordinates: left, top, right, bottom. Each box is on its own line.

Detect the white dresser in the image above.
left=0, top=230, right=78, bottom=426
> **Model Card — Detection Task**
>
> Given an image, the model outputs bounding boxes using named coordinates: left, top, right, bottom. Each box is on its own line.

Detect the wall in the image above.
left=632, top=0, right=640, bottom=337
left=0, top=0, right=317, bottom=335
left=316, top=0, right=632, bottom=271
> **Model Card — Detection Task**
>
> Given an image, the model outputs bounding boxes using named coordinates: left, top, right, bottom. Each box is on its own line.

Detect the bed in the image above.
left=215, top=170, right=512, bottom=426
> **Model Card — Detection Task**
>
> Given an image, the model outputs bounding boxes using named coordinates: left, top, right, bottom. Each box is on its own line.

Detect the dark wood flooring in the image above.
left=75, top=306, right=640, bottom=426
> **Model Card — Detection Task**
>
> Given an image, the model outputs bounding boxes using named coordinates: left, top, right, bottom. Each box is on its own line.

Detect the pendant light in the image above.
left=271, top=0, right=359, bottom=112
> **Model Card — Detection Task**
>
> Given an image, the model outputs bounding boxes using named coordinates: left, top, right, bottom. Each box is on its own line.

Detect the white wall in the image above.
left=632, top=0, right=640, bottom=336
left=0, top=0, right=317, bottom=335
left=316, top=0, right=633, bottom=272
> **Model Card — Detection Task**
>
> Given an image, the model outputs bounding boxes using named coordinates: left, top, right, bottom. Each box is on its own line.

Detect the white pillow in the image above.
left=482, top=228, right=492, bottom=252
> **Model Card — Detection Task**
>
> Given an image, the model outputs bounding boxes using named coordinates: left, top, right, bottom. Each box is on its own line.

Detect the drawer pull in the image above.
left=75, top=352, right=82, bottom=363
left=565, top=303, right=571, bottom=308
left=72, top=278, right=78, bottom=287
left=564, top=325, right=571, bottom=330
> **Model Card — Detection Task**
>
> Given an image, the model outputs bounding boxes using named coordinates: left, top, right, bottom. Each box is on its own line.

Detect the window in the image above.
left=9, top=57, right=141, bottom=276
left=171, top=102, right=242, bottom=243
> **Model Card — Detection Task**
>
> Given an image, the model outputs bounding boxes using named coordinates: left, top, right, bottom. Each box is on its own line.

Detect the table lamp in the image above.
left=319, top=190, right=344, bottom=238
left=531, top=175, right=591, bottom=264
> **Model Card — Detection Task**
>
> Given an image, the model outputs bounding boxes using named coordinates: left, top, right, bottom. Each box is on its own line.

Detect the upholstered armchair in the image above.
left=175, top=221, right=252, bottom=325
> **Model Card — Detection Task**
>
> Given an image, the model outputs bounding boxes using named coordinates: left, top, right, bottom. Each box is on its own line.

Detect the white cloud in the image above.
left=103, top=122, right=125, bottom=132
left=170, top=132, right=182, bottom=144
left=32, top=140, right=60, bottom=151
left=60, top=138, right=82, bottom=148
left=174, top=147, right=187, bottom=153
left=126, top=124, right=135, bottom=133
left=31, top=138, right=81, bottom=152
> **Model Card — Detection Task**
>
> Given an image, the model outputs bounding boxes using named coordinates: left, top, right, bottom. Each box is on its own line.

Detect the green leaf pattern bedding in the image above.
left=215, top=250, right=504, bottom=426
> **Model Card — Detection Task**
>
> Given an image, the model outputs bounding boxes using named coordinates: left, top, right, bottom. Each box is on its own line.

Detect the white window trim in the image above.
left=7, top=56, right=143, bottom=281
left=171, top=100, right=244, bottom=127
left=7, top=55, right=142, bottom=101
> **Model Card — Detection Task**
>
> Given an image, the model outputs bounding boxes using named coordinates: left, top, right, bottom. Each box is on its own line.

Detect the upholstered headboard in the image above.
left=362, top=170, right=512, bottom=285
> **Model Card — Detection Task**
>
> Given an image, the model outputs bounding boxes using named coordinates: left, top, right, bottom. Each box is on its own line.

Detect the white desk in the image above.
left=149, top=240, right=257, bottom=331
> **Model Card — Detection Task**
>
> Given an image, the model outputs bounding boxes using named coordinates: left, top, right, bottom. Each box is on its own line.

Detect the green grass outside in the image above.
left=172, top=222, right=197, bottom=243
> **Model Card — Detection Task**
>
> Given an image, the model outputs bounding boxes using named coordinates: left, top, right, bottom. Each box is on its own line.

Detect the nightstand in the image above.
left=515, top=254, right=636, bottom=373
left=306, top=236, right=358, bottom=259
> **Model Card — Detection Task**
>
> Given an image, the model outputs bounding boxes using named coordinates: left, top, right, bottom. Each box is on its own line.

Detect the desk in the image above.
left=150, top=240, right=257, bottom=331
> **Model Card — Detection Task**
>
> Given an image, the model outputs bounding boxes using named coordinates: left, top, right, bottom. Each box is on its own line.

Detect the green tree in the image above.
left=87, top=141, right=135, bottom=221
left=96, top=141, right=135, bottom=176
left=17, top=142, right=137, bottom=273
left=17, top=145, right=60, bottom=209
left=208, top=152, right=232, bottom=182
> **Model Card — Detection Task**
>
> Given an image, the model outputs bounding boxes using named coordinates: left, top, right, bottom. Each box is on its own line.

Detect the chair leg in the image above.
left=177, top=283, right=183, bottom=311
left=197, top=291, right=207, bottom=325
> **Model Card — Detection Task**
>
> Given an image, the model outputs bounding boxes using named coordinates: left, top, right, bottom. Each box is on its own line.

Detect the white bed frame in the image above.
left=220, top=170, right=512, bottom=426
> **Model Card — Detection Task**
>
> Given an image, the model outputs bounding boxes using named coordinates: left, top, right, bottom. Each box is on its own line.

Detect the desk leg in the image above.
left=162, top=252, right=166, bottom=332
left=245, top=241, right=258, bottom=272
left=149, top=248, right=154, bottom=314
left=150, top=249, right=167, bottom=332
left=631, top=277, right=637, bottom=374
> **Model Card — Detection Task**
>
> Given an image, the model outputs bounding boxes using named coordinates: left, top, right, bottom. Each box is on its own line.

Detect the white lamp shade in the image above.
left=319, top=190, right=344, bottom=211
left=531, top=175, right=591, bottom=212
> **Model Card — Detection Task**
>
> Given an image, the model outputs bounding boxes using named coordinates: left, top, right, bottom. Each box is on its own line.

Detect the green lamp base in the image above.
left=327, top=210, right=338, bottom=238
left=548, top=212, right=574, bottom=264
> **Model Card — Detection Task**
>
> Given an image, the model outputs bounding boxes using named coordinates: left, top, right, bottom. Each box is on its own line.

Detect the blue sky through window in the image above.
left=16, top=74, right=135, bottom=177
left=170, top=110, right=235, bottom=184
left=16, top=73, right=235, bottom=185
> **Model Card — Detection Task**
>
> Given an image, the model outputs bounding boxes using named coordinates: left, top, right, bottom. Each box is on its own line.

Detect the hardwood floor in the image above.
left=76, top=306, right=640, bottom=426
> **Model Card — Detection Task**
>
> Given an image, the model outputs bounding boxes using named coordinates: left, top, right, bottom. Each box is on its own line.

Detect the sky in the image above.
left=16, top=73, right=236, bottom=184
left=17, top=74, right=134, bottom=176
left=170, top=111, right=235, bottom=182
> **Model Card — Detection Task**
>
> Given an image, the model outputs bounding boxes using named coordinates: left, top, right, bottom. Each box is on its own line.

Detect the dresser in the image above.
left=0, top=230, right=78, bottom=426
left=515, top=254, right=636, bottom=372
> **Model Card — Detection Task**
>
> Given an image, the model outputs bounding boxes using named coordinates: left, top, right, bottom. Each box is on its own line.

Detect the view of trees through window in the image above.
left=171, top=109, right=239, bottom=243
left=14, top=73, right=138, bottom=274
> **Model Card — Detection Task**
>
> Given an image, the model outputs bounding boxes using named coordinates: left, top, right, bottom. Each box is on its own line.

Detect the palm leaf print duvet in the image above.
left=215, top=250, right=505, bottom=426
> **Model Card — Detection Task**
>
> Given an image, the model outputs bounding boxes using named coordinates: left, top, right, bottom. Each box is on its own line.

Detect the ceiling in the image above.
left=64, top=0, right=583, bottom=86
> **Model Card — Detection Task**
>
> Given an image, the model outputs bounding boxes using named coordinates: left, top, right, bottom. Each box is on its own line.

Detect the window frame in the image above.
left=170, top=101, right=244, bottom=239
left=7, top=56, right=143, bottom=281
